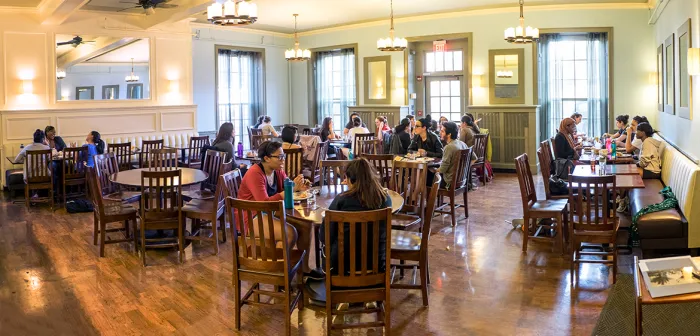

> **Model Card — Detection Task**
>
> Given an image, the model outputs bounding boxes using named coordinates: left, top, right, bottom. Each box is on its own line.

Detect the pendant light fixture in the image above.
left=207, top=0, right=258, bottom=26
left=125, top=58, right=139, bottom=83
left=285, top=14, right=310, bottom=62
left=56, top=69, right=66, bottom=79
left=496, top=57, right=513, bottom=78
left=377, top=0, right=407, bottom=51
left=504, top=0, right=539, bottom=44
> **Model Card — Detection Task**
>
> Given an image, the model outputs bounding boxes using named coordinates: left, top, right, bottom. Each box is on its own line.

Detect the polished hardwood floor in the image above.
left=0, top=174, right=633, bottom=335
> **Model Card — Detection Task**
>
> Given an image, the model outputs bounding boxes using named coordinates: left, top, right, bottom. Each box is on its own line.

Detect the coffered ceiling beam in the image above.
left=39, top=0, right=91, bottom=25
left=57, top=37, right=137, bottom=69
left=139, top=0, right=212, bottom=30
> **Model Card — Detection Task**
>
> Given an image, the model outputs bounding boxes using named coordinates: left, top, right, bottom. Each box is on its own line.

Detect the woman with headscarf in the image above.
left=554, top=118, right=581, bottom=160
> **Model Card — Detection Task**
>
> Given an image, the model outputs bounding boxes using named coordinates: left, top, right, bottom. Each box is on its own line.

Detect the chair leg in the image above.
left=420, top=255, right=429, bottom=306
left=124, top=220, right=130, bottom=239
left=179, top=221, right=184, bottom=263
left=297, top=262, right=304, bottom=311
left=133, top=219, right=139, bottom=253
left=234, top=278, right=241, bottom=330
left=384, top=299, right=391, bottom=335
left=522, top=215, right=530, bottom=253
left=284, top=286, right=292, bottom=336
left=99, top=220, right=106, bottom=257
left=220, top=216, right=227, bottom=243
left=212, top=216, right=220, bottom=255
left=463, top=190, right=469, bottom=218
left=93, top=212, right=99, bottom=245
left=556, top=214, right=565, bottom=255
left=571, top=239, right=577, bottom=285
left=450, top=195, right=456, bottom=227
left=612, top=244, right=618, bottom=284
left=141, top=222, right=147, bottom=267
left=325, top=297, right=332, bottom=336
left=25, top=185, right=29, bottom=210
left=399, top=260, right=405, bottom=278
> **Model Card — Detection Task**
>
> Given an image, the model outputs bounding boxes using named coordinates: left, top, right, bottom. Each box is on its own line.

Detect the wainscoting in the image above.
left=348, top=105, right=409, bottom=133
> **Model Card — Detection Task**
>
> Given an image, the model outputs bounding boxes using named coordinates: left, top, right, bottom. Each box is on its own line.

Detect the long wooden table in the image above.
left=572, top=164, right=645, bottom=190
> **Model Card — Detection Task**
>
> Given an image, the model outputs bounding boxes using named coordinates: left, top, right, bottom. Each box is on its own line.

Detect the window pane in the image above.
left=430, top=81, right=440, bottom=96
left=575, top=100, right=588, bottom=115
left=563, top=80, right=575, bottom=98
left=440, top=81, right=450, bottom=96
left=451, top=97, right=461, bottom=113
left=441, top=97, right=450, bottom=113
left=453, top=50, right=463, bottom=71
left=450, top=81, right=460, bottom=97
left=562, top=61, right=575, bottom=80
left=575, top=61, right=587, bottom=80
left=435, top=53, right=444, bottom=72
left=430, top=97, right=440, bottom=112
left=426, top=52, right=435, bottom=72
left=575, top=41, right=587, bottom=60
left=561, top=41, right=575, bottom=60
left=575, top=79, right=588, bottom=98
left=444, top=52, right=454, bottom=71
left=562, top=100, right=576, bottom=116
left=333, top=87, right=341, bottom=99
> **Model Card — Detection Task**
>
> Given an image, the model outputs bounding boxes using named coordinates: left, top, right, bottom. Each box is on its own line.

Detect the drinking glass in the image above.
left=598, top=156, right=607, bottom=175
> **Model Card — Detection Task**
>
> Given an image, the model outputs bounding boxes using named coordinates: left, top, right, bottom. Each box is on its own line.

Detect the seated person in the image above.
left=211, top=122, right=247, bottom=173
left=343, top=112, right=367, bottom=136
left=83, top=131, right=105, bottom=167
left=281, top=125, right=301, bottom=149
left=635, top=122, right=662, bottom=179
left=554, top=118, right=581, bottom=161
left=44, top=126, right=66, bottom=152
left=258, top=116, right=279, bottom=137
left=390, top=118, right=412, bottom=155
left=375, top=116, right=391, bottom=138
left=253, top=115, right=265, bottom=129
left=459, top=115, right=477, bottom=147
left=15, top=129, right=51, bottom=180
left=320, top=158, right=392, bottom=275
left=342, top=117, right=370, bottom=159
left=408, top=115, right=444, bottom=158
left=625, top=115, right=648, bottom=155
left=570, top=113, right=585, bottom=138
left=236, top=141, right=319, bottom=278
left=439, top=122, right=476, bottom=189
left=604, top=115, right=629, bottom=147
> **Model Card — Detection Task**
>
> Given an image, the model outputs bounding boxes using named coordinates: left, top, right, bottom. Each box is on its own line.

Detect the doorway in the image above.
left=426, top=76, right=463, bottom=122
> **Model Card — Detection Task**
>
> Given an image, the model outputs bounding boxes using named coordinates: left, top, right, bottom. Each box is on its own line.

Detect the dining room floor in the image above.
left=0, top=173, right=635, bottom=335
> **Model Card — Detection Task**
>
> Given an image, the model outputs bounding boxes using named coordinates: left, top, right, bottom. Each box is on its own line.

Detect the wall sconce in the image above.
left=472, top=74, right=485, bottom=88
left=688, top=48, right=700, bottom=76
left=169, top=80, right=180, bottom=92
left=22, top=80, right=33, bottom=94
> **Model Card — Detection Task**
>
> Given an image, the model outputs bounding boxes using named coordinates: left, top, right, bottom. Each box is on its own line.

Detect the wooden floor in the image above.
left=0, top=174, right=633, bottom=335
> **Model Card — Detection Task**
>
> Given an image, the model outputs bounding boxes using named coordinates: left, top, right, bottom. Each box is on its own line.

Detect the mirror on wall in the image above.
left=55, top=35, right=150, bottom=101
left=489, top=48, right=525, bottom=104
left=664, top=34, right=675, bottom=114
left=364, top=56, right=391, bottom=104
left=657, top=44, right=664, bottom=112
left=677, top=19, right=692, bottom=120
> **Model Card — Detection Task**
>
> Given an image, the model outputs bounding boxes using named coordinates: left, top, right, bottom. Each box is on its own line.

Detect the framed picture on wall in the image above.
left=657, top=44, right=664, bottom=113
left=677, top=19, right=692, bottom=120
left=664, top=34, right=675, bottom=115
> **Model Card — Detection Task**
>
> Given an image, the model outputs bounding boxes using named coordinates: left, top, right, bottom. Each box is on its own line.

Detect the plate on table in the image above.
left=618, top=153, right=632, bottom=158
left=293, top=191, right=312, bottom=201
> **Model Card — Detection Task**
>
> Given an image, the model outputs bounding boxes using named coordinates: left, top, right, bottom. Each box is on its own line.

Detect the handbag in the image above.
left=553, top=158, right=574, bottom=180
left=548, top=177, right=568, bottom=196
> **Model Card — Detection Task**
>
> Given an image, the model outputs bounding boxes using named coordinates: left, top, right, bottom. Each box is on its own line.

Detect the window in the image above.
left=537, top=33, right=609, bottom=140
left=425, top=50, right=463, bottom=72
left=313, top=48, right=356, bottom=131
left=427, top=77, right=462, bottom=122
left=216, top=47, right=264, bottom=149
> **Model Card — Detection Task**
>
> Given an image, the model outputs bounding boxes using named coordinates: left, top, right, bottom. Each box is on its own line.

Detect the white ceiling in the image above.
left=193, top=0, right=648, bottom=33
left=0, top=0, right=41, bottom=7
left=86, top=39, right=150, bottom=63
left=82, top=0, right=181, bottom=13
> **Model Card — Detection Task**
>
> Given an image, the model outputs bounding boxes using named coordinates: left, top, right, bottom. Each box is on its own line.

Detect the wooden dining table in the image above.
left=109, top=168, right=209, bottom=188
left=578, top=152, right=636, bottom=164
left=572, top=164, right=641, bottom=176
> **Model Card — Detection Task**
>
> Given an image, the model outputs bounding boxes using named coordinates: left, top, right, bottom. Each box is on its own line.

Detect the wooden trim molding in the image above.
left=307, top=43, right=360, bottom=126
left=489, top=48, right=525, bottom=104
left=363, top=55, right=392, bottom=105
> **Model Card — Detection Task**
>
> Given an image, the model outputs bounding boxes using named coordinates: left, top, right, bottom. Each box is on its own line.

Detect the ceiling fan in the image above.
left=56, top=36, right=96, bottom=47
left=118, top=0, right=178, bottom=15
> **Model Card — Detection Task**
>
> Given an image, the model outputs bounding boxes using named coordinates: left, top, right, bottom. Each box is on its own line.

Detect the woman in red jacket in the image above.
left=237, top=141, right=322, bottom=279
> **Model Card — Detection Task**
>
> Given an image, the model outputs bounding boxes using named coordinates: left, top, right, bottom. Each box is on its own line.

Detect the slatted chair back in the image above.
left=359, top=139, right=383, bottom=156
left=186, top=136, right=210, bottom=166
left=568, top=175, right=618, bottom=231
left=447, top=148, right=473, bottom=191
left=319, top=160, right=351, bottom=187
left=221, top=169, right=243, bottom=199
left=140, top=139, right=163, bottom=168
left=307, top=141, right=328, bottom=183
left=107, top=142, right=132, bottom=171
left=363, top=154, right=394, bottom=188
left=202, top=149, right=227, bottom=191
left=323, top=208, right=392, bottom=287
left=146, top=148, right=178, bottom=170
left=94, top=153, right=120, bottom=195
left=140, top=169, right=182, bottom=223
left=311, top=127, right=321, bottom=136
left=251, top=134, right=272, bottom=151
left=473, top=133, right=489, bottom=163
left=85, top=166, right=106, bottom=217
left=421, top=174, right=442, bottom=244
left=514, top=154, right=537, bottom=209
left=389, top=160, right=428, bottom=214
left=62, top=147, right=88, bottom=181
left=25, top=150, right=52, bottom=183
left=537, top=148, right=555, bottom=199
left=283, top=147, right=304, bottom=179
left=227, top=198, right=295, bottom=273
left=353, top=133, right=375, bottom=157
left=540, top=139, right=553, bottom=165
left=302, top=127, right=311, bottom=135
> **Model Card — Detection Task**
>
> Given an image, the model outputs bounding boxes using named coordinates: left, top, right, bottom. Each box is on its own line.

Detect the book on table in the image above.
left=639, top=256, right=700, bottom=298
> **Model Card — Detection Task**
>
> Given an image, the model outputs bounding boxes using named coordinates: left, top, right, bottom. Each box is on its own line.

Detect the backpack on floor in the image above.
left=66, top=199, right=94, bottom=213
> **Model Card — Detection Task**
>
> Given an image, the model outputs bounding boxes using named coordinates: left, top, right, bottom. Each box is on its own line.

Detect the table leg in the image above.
left=314, top=225, right=321, bottom=269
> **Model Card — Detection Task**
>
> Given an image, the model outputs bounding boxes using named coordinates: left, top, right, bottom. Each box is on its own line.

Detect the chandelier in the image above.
left=504, top=0, right=539, bottom=44
left=285, top=14, right=310, bottom=62
left=496, top=57, right=513, bottom=78
left=56, top=70, right=66, bottom=79
left=125, top=58, right=139, bottom=83
left=377, top=0, right=407, bottom=51
left=207, top=0, right=258, bottom=26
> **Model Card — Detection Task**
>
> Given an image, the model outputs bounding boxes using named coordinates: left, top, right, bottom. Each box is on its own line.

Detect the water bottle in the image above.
left=237, top=142, right=244, bottom=157
left=349, top=151, right=354, bottom=160
left=611, top=141, right=617, bottom=160
left=283, top=178, right=294, bottom=209
left=605, top=137, right=612, bottom=153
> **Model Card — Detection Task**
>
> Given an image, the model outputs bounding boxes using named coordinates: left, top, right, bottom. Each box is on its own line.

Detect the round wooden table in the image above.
left=109, top=168, right=208, bottom=188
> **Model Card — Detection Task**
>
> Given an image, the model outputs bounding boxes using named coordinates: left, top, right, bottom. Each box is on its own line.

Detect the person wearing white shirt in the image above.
left=14, top=129, right=51, bottom=182
left=624, top=115, right=649, bottom=155
left=342, top=117, right=370, bottom=159
left=257, top=116, right=279, bottom=137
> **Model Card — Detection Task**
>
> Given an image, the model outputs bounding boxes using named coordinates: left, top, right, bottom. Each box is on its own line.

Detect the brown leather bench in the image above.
left=630, top=134, right=700, bottom=256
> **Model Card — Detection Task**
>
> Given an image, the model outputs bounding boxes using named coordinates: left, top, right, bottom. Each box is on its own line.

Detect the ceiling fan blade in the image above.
left=57, top=41, right=74, bottom=46
left=156, top=4, right=178, bottom=8
left=119, top=1, right=139, bottom=3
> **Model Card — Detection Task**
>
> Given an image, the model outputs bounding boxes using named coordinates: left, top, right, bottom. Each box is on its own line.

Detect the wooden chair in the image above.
left=138, top=169, right=184, bottom=266
left=323, top=208, right=392, bottom=335
left=138, top=139, right=163, bottom=168
left=145, top=148, right=178, bottom=170
left=179, top=135, right=210, bottom=169
left=310, top=127, right=321, bottom=136
left=283, top=147, right=303, bottom=179
left=227, top=198, right=304, bottom=336
left=514, top=154, right=569, bottom=254
left=472, top=133, right=489, bottom=186
left=220, top=168, right=243, bottom=198
left=86, top=166, right=137, bottom=257
left=353, top=132, right=375, bottom=157
left=183, top=150, right=227, bottom=201
left=302, top=127, right=311, bottom=135
left=435, top=148, right=473, bottom=227
left=568, top=174, right=619, bottom=284
left=537, top=147, right=569, bottom=201
left=364, top=154, right=394, bottom=188
left=107, top=142, right=132, bottom=171
left=183, top=174, right=227, bottom=255
left=358, top=139, right=383, bottom=156
left=94, top=153, right=140, bottom=204
left=391, top=173, right=441, bottom=306
left=247, top=126, right=260, bottom=148
left=251, top=134, right=272, bottom=151
left=62, top=147, right=88, bottom=210
left=319, top=160, right=351, bottom=187
left=389, top=160, right=428, bottom=217
left=24, top=149, right=54, bottom=210
left=303, top=141, right=328, bottom=185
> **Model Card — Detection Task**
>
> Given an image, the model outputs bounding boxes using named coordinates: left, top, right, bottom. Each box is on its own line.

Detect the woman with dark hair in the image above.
left=437, top=116, right=449, bottom=133
left=321, top=158, right=392, bottom=275
left=459, top=115, right=477, bottom=147
left=253, top=115, right=265, bottom=129
left=320, top=117, right=338, bottom=157
left=408, top=115, right=444, bottom=158
left=44, top=126, right=66, bottom=152
left=343, top=116, right=370, bottom=158
left=83, top=131, right=105, bottom=167
left=281, top=125, right=301, bottom=149
left=375, top=116, right=391, bottom=137
left=465, top=113, right=481, bottom=134
left=605, top=115, right=630, bottom=146
left=635, top=122, right=662, bottom=179
left=258, top=116, right=279, bottom=137
left=343, top=112, right=367, bottom=136
left=624, top=115, right=649, bottom=154
left=554, top=118, right=581, bottom=160
left=212, top=122, right=247, bottom=172
left=391, top=118, right=412, bottom=154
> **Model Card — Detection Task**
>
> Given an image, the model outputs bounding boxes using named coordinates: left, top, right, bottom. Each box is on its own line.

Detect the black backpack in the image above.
left=66, top=199, right=94, bottom=213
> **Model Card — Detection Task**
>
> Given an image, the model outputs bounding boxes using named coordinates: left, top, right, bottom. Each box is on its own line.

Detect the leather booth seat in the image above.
left=630, top=179, right=687, bottom=250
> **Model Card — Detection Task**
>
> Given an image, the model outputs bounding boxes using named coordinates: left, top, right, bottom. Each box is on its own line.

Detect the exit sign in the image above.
left=433, top=40, right=446, bottom=52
